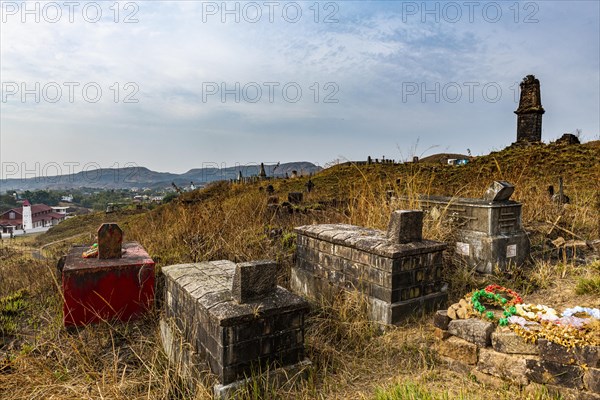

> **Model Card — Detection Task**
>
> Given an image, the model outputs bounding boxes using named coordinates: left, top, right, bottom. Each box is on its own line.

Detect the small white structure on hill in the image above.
left=22, top=200, right=33, bottom=231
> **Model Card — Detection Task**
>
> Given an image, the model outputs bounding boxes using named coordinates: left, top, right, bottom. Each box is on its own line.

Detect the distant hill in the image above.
left=0, top=162, right=321, bottom=191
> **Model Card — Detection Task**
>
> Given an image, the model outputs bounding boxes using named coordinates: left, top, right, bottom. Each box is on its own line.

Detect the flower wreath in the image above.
left=471, top=286, right=523, bottom=326
left=484, top=285, right=523, bottom=306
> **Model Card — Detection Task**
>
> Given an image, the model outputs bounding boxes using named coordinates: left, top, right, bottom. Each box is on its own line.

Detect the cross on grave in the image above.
left=386, top=210, right=423, bottom=244
left=97, top=223, right=123, bottom=259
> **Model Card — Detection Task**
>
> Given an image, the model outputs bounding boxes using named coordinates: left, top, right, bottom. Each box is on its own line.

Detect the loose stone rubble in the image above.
left=434, top=287, right=600, bottom=399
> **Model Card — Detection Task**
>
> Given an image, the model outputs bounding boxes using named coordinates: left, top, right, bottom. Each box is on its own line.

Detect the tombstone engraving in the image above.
left=97, top=223, right=123, bottom=259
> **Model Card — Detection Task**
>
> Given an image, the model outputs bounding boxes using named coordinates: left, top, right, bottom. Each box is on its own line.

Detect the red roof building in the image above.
left=0, top=203, right=66, bottom=231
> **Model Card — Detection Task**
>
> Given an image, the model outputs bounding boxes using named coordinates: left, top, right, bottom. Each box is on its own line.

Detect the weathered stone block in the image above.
left=483, top=181, right=515, bottom=203
left=477, top=348, right=532, bottom=386
left=526, top=359, right=584, bottom=389
left=585, top=368, right=600, bottom=394
left=438, top=336, right=478, bottom=365
left=97, top=222, right=123, bottom=259
left=447, top=319, right=494, bottom=347
left=392, top=292, right=448, bottom=322
left=578, top=346, right=600, bottom=368
left=232, top=260, right=277, bottom=304
left=470, top=369, right=508, bottom=388
left=434, top=327, right=451, bottom=340
left=492, top=330, right=538, bottom=355
left=525, top=382, right=600, bottom=400
left=537, top=339, right=578, bottom=365
left=387, top=210, right=423, bottom=244
left=438, top=355, right=472, bottom=374
left=333, top=244, right=353, bottom=260
left=318, top=241, right=334, bottom=255
left=433, top=310, right=450, bottom=330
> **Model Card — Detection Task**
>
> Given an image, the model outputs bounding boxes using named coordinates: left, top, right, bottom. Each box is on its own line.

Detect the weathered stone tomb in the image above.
left=416, top=181, right=530, bottom=274
left=292, top=210, right=448, bottom=325
left=161, top=260, right=310, bottom=398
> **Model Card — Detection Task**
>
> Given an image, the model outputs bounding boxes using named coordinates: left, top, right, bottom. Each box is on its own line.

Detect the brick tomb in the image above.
left=292, top=210, right=447, bottom=325
left=161, top=260, right=310, bottom=399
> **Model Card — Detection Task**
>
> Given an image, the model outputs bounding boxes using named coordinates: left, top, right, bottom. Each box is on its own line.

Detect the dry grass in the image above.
left=1, top=142, right=599, bottom=399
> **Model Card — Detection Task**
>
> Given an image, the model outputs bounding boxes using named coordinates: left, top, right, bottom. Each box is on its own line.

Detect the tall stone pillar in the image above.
left=514, top=75, right=545, bottom=143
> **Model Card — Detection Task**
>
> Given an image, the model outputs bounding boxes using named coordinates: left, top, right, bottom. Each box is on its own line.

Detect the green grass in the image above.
left=0, top=289, right=28, bottom=335
left=374, top=381, right=464, bottom=400
left=575, top=261, right=600, bottom=295
left=576, top=276, right=600, bottom=295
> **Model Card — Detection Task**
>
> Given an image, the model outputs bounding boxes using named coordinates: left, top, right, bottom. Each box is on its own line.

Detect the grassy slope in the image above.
left=0, top=141, right=599, bottom=399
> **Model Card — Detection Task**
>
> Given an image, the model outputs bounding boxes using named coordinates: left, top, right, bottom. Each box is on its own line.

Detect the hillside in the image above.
left=0, top=162, right=322, bottom=191
left=1, top=141, right=599, bottom=399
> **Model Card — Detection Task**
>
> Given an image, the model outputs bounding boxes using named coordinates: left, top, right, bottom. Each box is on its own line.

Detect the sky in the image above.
left=1, top=0, right=599, bottom=177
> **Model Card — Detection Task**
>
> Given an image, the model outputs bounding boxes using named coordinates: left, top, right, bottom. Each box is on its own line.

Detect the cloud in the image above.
left=1, top=1, right=598, bottom=173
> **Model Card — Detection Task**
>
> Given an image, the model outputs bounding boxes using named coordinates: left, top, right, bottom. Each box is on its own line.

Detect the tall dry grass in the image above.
left=1, top=143, right=599, bottom=399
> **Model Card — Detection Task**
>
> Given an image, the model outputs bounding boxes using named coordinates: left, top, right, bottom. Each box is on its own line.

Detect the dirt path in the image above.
left=35, top=232, right=89, bottom=259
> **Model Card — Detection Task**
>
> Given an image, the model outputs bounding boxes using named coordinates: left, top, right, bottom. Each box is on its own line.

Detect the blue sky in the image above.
left=1, top=1, right=599, bottom=175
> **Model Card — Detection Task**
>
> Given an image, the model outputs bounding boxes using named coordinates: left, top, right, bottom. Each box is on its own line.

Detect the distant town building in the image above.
left=51, top=206, right=69, bottom=215
left=61, top=195, right=74, bottom=203
left=0, top=200, right=66, bottom=232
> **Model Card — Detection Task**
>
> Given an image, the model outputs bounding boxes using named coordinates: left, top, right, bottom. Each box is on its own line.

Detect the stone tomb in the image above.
left=416, top=181, right=530, bottom=274
left=161, top=260, right=310, bottom=398
left=62, top=223, right=155, bottom=327
left=292, top=210, right=447, bottom=325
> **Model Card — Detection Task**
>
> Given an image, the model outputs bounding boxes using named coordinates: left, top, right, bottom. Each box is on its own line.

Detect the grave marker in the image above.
left=97, top=223, right=123, bottom=259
